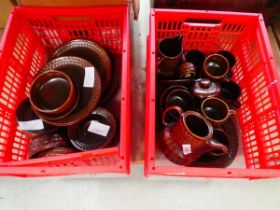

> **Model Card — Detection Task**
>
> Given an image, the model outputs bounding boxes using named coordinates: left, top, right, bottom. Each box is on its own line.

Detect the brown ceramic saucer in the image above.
left=40, top=56, right=102, bottom=126
left=28, top=133, right=69, bottom=158
left=190, top=116, right=239, bottom=168
left=36, top=147, right=76, bottom=158
left=68, top=107, right=116, bottom=151
left=16, top=98, right=59, bottom=138
left=52, top=39, right=112, bottom=95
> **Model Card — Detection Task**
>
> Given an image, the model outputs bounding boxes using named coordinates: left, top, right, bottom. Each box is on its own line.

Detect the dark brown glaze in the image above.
left=33, top=85, right=80, bottom=121
left=192, top=78, right=221, bottom=99
left=29, top=70, right=76, bottom=115
left=52, top=39, right=112, bottom=94
left=68, top=107, right=116, bottom=151
left=184, top=50, right=205, bottom=70
left=176, top=62, right=196, bottom=79
left=220, top=81, right=242, bottom=109
left=99, top=54, right=121, bottom=105
left=164, top=87, right=196, bottom=120
left=40, top=56, right=102, bottom=126
left=203, top=54, right=229, bottom=81
left=191, top=116, right=239, bottom=168
left=159, top=107, right=227, bottom=166
left=201, top=97, right=236, bottom=125
left=157, top=35, right=184, bottom=78
left=36, top=147, right=76, bottom=158
left=216, top=50, right=236, bottom=68
left=28, top=133, right=69, bottom=158
left=16, top=98, right=58, bottom=137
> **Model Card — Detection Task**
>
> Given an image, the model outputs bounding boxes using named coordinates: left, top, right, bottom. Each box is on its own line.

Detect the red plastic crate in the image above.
left=145, top=9, right=280, bottom=179
left=0, top=6, right=130, bottom=177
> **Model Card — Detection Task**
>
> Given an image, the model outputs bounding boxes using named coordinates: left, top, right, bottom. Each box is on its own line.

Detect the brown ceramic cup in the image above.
left=203, top=54, right=230, bottom=81
left=220, top=81, right=241, bottom=109
left=201, top=97, right=236, bottom=125
left=29, top=70, right=76, bottom=115
left=160, top=106, right=227, bottom=165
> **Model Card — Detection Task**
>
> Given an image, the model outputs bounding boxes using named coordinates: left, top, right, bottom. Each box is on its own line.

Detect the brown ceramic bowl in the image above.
left=30, top=70, right=76, bottom=115
left=16, top=98, right=59, bottom=138
left=68, top=107, right=116, bottom=151
left=33, top=86, right=80, bottom=122
left=40, top=56, right=102, bottom=126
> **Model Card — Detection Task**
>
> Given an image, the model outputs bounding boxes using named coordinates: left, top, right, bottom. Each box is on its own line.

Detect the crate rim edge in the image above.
left=0, top=6, right=130, bottom=177
left=145, top=9, right=280, bottom=179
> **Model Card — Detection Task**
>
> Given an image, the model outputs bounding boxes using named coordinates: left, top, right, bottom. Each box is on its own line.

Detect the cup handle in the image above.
left=229, top=109, right=236, bottom=116
left=207, top=139, right=228, bottom=156
left=162, top=106, right=183, bottom=126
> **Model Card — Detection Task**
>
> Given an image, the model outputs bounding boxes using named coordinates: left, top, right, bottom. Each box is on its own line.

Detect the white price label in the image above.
left=83, top=67, right=95, bottom=88
left=18, top=119, right=44, bottom=131
left=182, top=144, right=192, bottom=155
left=88, top=120, right=110, bottom=137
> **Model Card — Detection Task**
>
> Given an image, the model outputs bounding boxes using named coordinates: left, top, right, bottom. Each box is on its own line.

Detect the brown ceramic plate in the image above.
left=68, top=107, right=116, bottom=151
left=40, top=56, right=102, bottom=126
left=16, top=98, right=59, bottom=138
left=28, top=133, right=69, bottom=158
left=190, top=116, right=239, bottom=168
left=52, top=39, right=112, bottom=95
left=36, top=147, right=76, bottom=158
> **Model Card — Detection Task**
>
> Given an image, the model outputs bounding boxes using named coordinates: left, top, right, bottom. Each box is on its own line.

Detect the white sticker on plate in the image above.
left=18, top=119, right=44, bottom=131
left=88, top=120, right=110, bottom=137
left=182, top=144, right=192, bottom=155
left=83, top=67, right=95, bottom=88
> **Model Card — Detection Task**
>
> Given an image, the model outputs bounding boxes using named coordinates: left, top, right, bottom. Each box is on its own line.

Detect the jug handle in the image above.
left=162, top=106, right=183, bottom=126
left=207, top=139, right=228, bottom=156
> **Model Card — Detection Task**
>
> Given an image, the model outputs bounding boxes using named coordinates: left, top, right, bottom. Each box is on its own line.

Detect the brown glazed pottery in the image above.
left=68, top=107, right=116, bottom=151
left=157, top=34, right=184, bottom=78
left=216, top=50, right=236, bottom=68
left=28, top=133, right=69, bottom=158
left=201, top=97, right=236, bottom=125
left=220, top=81, right=241, bottom=109
left=159, top=106, right=227, bottom=166
left=184, top=50, right=205, bottom=69
left=40, top=56, right=102, bottom=126
left=37, top=147, right=76, bottom=158
left=203, top=54, right=229, bottom=81
left=16, top=98, right=58, bottom=138
left=33, top=88, right=80, bottom=121
left=191, top=117, right=239, bottom=168
left=192, top=78, right=221, bottom=99
left=29, top=70, right=76, bottom=115
left=176, top=62, right=196, bottom=79
left=52, top=39, right=112, bottom=94
left=163, top=87, right=196, bottom=120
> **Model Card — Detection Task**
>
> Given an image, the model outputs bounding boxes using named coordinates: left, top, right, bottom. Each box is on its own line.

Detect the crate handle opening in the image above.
left=55, top=16, right=92, bottom=22
left=184, top=18, right=222, bottom=27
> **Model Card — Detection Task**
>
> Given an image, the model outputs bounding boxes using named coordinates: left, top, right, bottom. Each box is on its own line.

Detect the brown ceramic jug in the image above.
left=160, top=106, right=227, bottom=166
left=157, top=34, right=184, bottom=78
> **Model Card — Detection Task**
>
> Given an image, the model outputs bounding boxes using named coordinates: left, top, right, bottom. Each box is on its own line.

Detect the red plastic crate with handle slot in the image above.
left=145, top=9, right=280, bottom=179
left=0, top=6, right=130, bottom=177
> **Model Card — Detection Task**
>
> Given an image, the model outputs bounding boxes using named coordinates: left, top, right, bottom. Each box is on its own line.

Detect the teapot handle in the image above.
left=162, top=106, right=183, bottom=126
left=207, top=139, right=228, bottom=156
